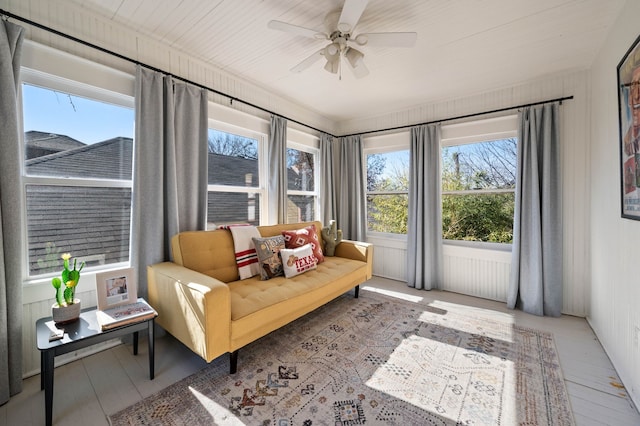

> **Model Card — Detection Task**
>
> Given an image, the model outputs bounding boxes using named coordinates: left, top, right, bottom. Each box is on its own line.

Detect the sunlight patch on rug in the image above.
left=365, top=333, right=518, bottom=424
left=188, top=386, right=241, bottom=424
left=109, top=290, right=574, bottom=426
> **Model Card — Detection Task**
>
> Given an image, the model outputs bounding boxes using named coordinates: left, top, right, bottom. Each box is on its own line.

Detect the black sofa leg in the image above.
left=230, top=350, right=239, bottom=374
left=354, top=285, right=359, bottom=298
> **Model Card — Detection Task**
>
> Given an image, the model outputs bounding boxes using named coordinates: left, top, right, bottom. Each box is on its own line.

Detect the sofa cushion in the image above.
left=252, top=235, right=285, bottom=280
left=228, top=256, right=367, bottom=321
left=171, top=229, right=239, bottom=283
left=282, top=225, right=325, bottom=263
left=280, top=244, right=317, bottom=278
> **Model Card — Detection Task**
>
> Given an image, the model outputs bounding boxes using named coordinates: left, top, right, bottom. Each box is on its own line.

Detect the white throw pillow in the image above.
left=280, top=244, right=317, bottom=278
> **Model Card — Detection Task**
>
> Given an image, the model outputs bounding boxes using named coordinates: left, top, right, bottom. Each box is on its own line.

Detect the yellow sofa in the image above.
left=147, top=221, right=373, bottom=373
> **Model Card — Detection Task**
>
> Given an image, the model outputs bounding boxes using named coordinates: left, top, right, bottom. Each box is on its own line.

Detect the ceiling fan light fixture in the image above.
left=345, top=47, right=364, bottom=68
left=324, top=59, right=339, bottom=74
left=354, top=34, right=368, bottom=45
left=325, top=43, right=340, bottom=57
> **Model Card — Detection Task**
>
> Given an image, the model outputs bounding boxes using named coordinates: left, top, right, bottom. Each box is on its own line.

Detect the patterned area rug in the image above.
left=109, top=290, right=574, bottom=425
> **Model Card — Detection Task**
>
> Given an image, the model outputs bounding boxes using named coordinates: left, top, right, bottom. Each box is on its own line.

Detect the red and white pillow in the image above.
left=281, top=225, right=325, bottom=264
left=280, top=244, right=317, bottom=278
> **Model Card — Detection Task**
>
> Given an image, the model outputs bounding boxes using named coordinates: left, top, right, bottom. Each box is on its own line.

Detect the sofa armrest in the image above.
left=334, top=240, right=373, bottom=279
left=147, top=262, right=231, bottom=362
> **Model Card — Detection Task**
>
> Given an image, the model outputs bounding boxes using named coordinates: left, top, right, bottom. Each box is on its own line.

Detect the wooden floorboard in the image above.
left=1, top=276, right=638, bottom=426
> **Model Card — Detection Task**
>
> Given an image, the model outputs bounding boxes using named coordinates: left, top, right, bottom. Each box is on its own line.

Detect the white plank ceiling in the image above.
left=62, top=0, right=624, bottom=123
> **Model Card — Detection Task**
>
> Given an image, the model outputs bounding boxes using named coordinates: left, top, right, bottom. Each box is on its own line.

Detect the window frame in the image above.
left=440, top=115, right=518, bottom=248
left=206, top=119, right=268, bottom=227
left=20, top=53, right=135, bottom=282
left=286, top=141, right=320, bottom=223
left=364, top=131, right=410, bottom=238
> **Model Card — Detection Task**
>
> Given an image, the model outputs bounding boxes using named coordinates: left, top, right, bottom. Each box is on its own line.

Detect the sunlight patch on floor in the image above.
left=427, top=299, right=515, bottom=323
left=361, top=285, right=424, bottom=303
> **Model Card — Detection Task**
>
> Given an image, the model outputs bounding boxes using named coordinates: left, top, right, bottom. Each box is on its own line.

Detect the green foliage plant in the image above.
left=51, top=253, right=85, bottom=306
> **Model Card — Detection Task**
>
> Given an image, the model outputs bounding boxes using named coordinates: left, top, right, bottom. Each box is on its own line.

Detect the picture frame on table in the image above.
left=617, top=32, right=640, bottom=220
left=95, top=268, right=137, bottom=311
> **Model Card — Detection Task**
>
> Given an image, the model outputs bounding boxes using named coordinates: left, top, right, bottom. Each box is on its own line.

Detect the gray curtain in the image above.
left=337, top=135, right=366, bottom=241
left=508, top=102, right=562, bottom=316
left=320, top=133, right=336, bottom=223
left=406, top=124, right=443, bottom=290
left=0, top=20, right=24, bottom=405
left=131, top=66, right=208, bottom=297
left=268, top=115, right=287, bottom=224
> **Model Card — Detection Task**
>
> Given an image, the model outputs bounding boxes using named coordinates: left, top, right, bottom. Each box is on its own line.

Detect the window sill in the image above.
left=443, top=239, right=512, bottom=252
left=366, top=232, right=407, bottom=250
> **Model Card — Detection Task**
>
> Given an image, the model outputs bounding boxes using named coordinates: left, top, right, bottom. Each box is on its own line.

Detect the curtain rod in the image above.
left=339, top=95, right=574, bottom=138
left=0, top=8, right=335, bottom=137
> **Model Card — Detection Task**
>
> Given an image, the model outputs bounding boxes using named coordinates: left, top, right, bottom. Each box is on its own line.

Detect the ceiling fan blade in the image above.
left=337, top=0, right=369, bottom=33
left=268, top=20, right=327, bottom=40
left=290, top=48, right=325, bottom=73
left=354, top=32, right=417, bottom=47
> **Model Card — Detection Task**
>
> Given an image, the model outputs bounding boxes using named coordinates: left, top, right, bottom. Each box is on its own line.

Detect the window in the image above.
left=286, top=145, right=318, bottom=223
left=22, top=79, right=135, bottom=278
left=441, top=138, right=517, bottom=243
left=366, top=149, right=410, bottom=234
left=207, top=126, right=265, bottom=228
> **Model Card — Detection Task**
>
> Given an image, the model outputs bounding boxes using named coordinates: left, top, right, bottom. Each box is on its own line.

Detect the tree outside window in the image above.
left=366, top=150, right=409, bottom=234
left=441, top=138, right=517, bottom=243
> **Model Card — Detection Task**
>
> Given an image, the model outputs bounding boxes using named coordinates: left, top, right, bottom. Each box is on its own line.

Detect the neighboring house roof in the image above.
left=25, top=130, right=86, bottom=159
left=25, top=135, right=133, bottom=274
left=26, top=136, right=133, bottom=179
left=25, top=132, right=310, bottom=276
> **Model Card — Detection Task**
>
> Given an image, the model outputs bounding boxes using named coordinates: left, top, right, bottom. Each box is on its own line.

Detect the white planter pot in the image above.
left=52, top=299, right=81, bottom=324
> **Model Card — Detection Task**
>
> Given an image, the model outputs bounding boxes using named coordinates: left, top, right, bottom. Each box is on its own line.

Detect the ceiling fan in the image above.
left=267, top=0, right=417, bottom=79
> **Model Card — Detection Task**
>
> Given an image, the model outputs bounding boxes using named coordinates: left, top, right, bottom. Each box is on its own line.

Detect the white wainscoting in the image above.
left=442, top=244, right=511, bottom=302
left=367, top=235, right=512, bottom=302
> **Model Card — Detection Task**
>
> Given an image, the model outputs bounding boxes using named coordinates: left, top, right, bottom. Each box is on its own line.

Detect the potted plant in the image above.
left=51, top=253, right=85, bottom=324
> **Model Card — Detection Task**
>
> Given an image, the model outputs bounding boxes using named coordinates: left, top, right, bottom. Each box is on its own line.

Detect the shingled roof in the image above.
left=26, top=136, right=133, bottom=179
left=25, top=133, right=311, bottom=276
left=25, top=136, right=134, bottom=275
left=25, top=130, right=86, bottom=160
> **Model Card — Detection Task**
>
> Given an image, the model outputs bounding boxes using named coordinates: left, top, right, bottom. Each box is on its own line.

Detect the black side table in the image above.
left=36, top=308, right=156, bottom=426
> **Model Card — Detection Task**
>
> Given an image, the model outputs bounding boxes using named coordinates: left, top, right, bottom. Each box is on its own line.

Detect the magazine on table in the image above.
left=96, top=297, right=157, bottom=330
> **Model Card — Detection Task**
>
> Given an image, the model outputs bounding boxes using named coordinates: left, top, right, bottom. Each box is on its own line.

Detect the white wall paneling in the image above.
left=367, top=235, right=408, bottom=281
left=442, top=244, right=511, bottom=302
left=589, top=0, right=640, bottom=409
left=366, top=237, right=512, bottom=303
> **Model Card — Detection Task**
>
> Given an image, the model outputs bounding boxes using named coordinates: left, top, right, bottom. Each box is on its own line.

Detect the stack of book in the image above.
left=96, top=298, right=157, bottom=330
